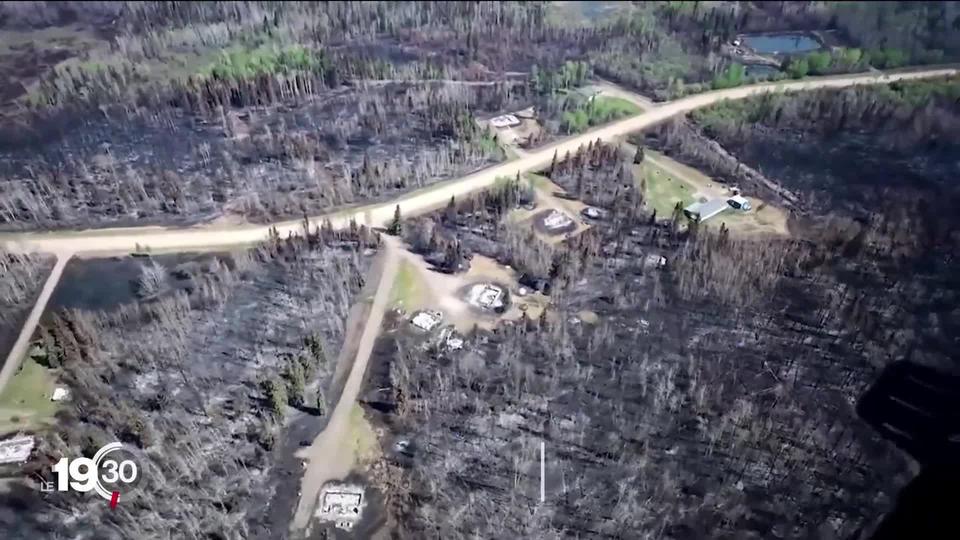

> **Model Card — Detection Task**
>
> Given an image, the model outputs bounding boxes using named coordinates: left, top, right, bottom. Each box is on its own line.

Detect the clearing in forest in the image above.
left=561, top=94, right=644, bottom=133
left=0, top=355, right=57, bottom=434
left=638, top=157, right=699, bottom=217
left=546, top=1, right=636, bottom=28
left=631, top=146, right=790, bottom=237
left=347, top=403, right=380, bottom=465
left=389, top=260, right=427, bottom=311
left=392, top=245, right=546, bottom=332
left=509, top=174, right=593, bottom=244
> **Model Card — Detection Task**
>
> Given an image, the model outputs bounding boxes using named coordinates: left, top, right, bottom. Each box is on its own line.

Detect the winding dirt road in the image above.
left=1, top=67, right=955, bottom=257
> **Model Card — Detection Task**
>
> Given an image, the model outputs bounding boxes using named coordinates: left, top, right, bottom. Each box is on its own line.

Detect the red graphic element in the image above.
left=110, top=491, right=120, bottom=509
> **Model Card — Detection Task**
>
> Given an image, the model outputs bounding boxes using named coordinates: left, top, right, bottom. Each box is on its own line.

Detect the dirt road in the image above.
left=584, top=80, right=658, bottom=110
left=0, top=255, right=68, bottom=395
left=290, top=239, right=399, bottom=532
left=0, top=67, right=956, bottom=258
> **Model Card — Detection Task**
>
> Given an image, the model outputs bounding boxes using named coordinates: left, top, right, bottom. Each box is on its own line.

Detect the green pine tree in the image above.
left=266, top=377, right=287, bottom=419
left=388, top=205, right=402, bottom=235
left=286, top=359, right=305, bottom=407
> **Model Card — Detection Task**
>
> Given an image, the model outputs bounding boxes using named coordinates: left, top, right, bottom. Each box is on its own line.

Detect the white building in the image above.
left=543, top=209, right=574, bottom=230
left=51, top=387, right=70, bottom=402
left=683, top=195, right=752, bottom=223
left=0, top=435, right=35, bottom=464
left=411, top=310, right=443, bottom=332
left=489, top=114, right=521, bottom=128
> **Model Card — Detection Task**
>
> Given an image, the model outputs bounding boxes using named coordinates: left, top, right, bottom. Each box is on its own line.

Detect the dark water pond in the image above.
left=744, top=33, right=820, bottom=54
left=47, top=252, right=232, bottom=315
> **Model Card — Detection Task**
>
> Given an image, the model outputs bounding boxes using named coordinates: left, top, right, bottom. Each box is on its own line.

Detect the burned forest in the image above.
left=1, top=227, right=378, bottom=539
left=0, top=1, right=745, bottom=231
left=364, top=122, right=958, bottom=538
left=2, top=2, right=959, bottom=540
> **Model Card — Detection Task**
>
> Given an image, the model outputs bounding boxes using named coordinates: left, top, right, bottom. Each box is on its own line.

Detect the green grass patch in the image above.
left=389, top=260, right=424, bottom=309
left=637, top=160, right=696, bottom=218
left=348, top=403, right=380, bottom=462
left=0, top=354, right=58, bottom=434
left=477, top=133, right=502, bottom=156
left=562, top=95, right=643, bottom=133
left=546, top=1, right=635, bottom=28
left=590, top=95, right=643, bottom=117
left=202, top=44, right=328, bottom=80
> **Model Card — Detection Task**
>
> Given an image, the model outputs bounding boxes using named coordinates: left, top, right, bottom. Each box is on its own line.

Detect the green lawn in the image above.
left=348, top=403, right=380, bottom=463
left=637, top=160, right=697, bottom=218
left=389, top=260, right=424, bottom=310
left=0, top=355, right=58, bottom=434
left=563, top=95, right=644, bottom=133
left=590, top=95, right=643, bottom=118
left=546, top=1, right=637, bottom=28
left=477, top=133, right=502, bottom=156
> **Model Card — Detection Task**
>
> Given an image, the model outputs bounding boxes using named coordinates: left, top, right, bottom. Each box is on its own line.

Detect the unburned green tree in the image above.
left=388, top=205, right=403, bottom=235
left=266, top=377, right=287, bottom=419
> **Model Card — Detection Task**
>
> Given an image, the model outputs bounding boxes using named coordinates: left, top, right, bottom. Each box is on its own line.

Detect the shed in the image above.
left=684, top=198, right=730, bottom=222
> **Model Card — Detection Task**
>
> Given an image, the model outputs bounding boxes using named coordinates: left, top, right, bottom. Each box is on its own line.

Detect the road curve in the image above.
left=1, top=67, right=956, bottom=257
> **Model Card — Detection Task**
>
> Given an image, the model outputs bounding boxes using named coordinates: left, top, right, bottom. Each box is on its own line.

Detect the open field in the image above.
left=389, top=260, right=427, bottom=312
left=508, top=176, right=594, bottom=244
left=562, top=94, right=645, bottom=133
left=637, top=157, right=698, bottom=216
left=0, top=356, right=57, bottom=434
left=630, top=145, right=791, bottom=236
left=590, top=95, right=644, bottom=117
left=545, top=1, right=637, bottom=28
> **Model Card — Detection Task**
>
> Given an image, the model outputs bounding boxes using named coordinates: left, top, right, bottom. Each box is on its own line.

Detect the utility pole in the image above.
left=540, top=440, right=545, bottom=504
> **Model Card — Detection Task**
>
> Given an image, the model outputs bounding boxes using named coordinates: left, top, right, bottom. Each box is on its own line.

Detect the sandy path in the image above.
left=0, top=255, right=69, bottom=395
left=290, top=239, right=399, bottom=531
left=0, top=67, right=956, bottom=258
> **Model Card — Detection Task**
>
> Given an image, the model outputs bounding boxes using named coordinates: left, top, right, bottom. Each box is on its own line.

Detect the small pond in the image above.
left=47, top=252, right=233, bottom=315
left=743, top=33, right=821, bottom=54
